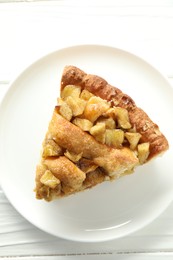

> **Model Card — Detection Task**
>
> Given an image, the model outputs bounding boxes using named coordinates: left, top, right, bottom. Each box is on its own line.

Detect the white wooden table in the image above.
left=0, top=1, right=173, bottom=259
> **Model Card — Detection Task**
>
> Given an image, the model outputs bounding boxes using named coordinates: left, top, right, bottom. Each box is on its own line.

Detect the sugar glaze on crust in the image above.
left=61, top=65, right=169, bottom=160
left=35, top=65, right=169, bottom=201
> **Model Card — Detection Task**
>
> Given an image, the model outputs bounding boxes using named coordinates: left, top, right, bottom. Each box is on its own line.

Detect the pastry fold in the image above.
left=48, top=110, right=138, bottom=175
left=35, top=65, right=169, bottom=201
left=61, top=66, right=169, bottom=160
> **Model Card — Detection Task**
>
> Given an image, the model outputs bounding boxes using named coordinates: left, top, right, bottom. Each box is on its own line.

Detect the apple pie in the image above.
left=35, top=65, right=169, bottom=201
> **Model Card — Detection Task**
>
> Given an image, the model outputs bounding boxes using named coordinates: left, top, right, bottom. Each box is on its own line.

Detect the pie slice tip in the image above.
left=34, top=65, right=169, bottom=201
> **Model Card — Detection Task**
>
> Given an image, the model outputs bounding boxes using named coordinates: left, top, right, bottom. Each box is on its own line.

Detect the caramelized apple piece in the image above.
left=84, top=96, right=110, bottom=123
left=65, top=96, right=86, bottom=116
left=105, top=129, right=124, bottom=148
left=61, top=85, right=81, bottom=99
left=40, top=170, right=60, bottom=189
left=125, top=132, right=141, bottom=150
left=114, top=107, right=131, bottom=129
left=97, top=117, right=116, bottom=129
left=89, top=123, right=106, bottom=143
left=137, top=142, right=150, bottom=164
left=72, top=118, right=93, bottom=131
left=64, top=150, right=83, bottom=162
left=42, top=139, right=63, bottom=158
left=58, top=100, right=73, bottom=121
left=80, top=89, right=94, bottom=101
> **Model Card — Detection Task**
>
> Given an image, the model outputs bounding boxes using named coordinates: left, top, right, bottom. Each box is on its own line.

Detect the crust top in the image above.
left=61, top=65, right=169, bottom=160
left=35, top=65, right=169, bottom=201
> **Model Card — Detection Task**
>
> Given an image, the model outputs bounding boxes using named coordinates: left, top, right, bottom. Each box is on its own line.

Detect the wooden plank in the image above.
left=0, top=1, right=173, bottom=80
left=0, top=79, right=173, bottom=256
left=0, top=1, right=173, bottom=254
left=1, top=187, right=173, bottom=256
left=1, top=254, right=173, bottom=260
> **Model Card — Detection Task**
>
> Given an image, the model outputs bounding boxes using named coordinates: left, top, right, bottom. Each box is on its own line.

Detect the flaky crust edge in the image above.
left=61, top=65, right=169, bottom=161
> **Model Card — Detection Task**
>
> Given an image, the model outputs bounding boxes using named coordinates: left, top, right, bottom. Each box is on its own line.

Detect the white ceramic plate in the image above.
left=0, top=45, right=173, bottom=242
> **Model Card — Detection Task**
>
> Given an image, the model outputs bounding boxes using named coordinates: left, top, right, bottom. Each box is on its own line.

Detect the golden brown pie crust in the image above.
left=35, top=65, right=169, bottom=201
left=48, top=110, right=138, bottom=174
left=61, top=66, right=169, bottom=160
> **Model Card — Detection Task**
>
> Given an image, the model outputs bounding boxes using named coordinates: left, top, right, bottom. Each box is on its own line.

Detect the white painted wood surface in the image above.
left=0, top=1, right=173, bottom=259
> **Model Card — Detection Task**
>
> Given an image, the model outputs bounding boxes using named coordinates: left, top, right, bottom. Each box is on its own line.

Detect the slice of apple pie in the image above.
left=35, top=66, right=169, bottom=201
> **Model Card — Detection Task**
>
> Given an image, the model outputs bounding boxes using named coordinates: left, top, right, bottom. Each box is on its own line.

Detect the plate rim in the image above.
left=0, top=44, right=173, bottom=242
left=2, top=43, right=172, bottom=103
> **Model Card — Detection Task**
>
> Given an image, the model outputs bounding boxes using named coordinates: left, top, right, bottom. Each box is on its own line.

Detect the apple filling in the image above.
left=58, top=85, right=150, bottom=161
left=35, top=85, right=149, bottom=201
